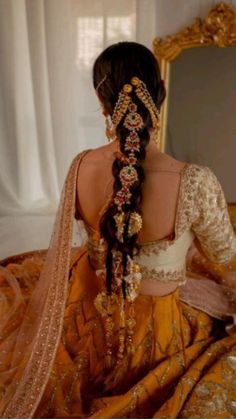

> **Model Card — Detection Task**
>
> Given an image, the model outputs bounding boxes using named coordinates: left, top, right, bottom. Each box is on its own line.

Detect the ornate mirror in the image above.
left=153, top=2, right=236, bottom=227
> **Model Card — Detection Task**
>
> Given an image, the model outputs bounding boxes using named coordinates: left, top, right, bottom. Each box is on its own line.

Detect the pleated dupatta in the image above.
left=0, top=150, right=89, bottom=418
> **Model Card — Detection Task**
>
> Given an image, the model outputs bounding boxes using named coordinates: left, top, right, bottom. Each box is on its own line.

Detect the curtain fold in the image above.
left=0, top=0, right=137, bottom=217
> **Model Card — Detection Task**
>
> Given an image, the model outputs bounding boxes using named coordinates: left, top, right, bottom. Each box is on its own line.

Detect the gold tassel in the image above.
left=116, top=296, right=126, bottom=365
left=104, top=295, right=115, bottom=369
left=126, top=301, right=136, bottom=355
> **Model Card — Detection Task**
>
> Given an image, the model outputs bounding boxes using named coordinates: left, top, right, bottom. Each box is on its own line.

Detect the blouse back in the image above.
left=77, top=160, right=236, bottom=286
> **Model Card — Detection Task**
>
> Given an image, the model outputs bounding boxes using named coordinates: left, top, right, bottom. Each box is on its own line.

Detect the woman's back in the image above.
left=76, top=137, right=186, bottom=245
left=76, top=139, right=190, bottom=297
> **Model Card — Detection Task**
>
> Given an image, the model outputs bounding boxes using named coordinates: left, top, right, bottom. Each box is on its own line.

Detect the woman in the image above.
left=0, top=41, right=236, bottom=418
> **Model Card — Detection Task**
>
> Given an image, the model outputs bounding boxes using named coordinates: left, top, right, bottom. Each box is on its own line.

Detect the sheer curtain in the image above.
left=0, top=0, right=158, bottom=258
left=0, top=0, right=233, bottom=258
left=0, top=0, right=138, bottom=217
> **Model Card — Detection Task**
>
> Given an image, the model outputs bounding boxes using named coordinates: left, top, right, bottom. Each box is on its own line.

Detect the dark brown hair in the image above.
left=93, top=42, right=166, bottom=296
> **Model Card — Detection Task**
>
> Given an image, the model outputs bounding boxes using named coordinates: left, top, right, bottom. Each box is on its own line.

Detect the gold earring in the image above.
left=105, top=115, right=116, bottom=142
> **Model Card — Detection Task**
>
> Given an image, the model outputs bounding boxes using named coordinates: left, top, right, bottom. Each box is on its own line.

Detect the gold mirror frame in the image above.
left=153, top=1, right=236, bottom=152
left=153, top=1, right=236, bottom=229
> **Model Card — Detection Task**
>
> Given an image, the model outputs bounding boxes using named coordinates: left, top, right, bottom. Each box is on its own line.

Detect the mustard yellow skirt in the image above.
left=1, top=248, right=236, bottom=418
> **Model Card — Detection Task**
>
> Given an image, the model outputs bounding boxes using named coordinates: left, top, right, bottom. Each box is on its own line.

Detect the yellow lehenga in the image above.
left=36, top=249, right=236, bottom=419
left=1, top=151, right=236, bottom=418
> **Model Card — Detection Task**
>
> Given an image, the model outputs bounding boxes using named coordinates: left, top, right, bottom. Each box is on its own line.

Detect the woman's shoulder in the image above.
left=151, top=154, right=217, bottom=195
left=160, top=153, right=212, bottom=178
left=144, top=151, right=187, bottom=173
left=74, top=143, right=116, bottom=167
left=161, top=154, right=210, bottom=172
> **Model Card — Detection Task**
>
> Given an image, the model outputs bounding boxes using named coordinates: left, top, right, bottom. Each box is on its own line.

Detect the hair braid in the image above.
left=100, top=85, right=156, bottom=294
left=92, top=42, right=166, bottom=367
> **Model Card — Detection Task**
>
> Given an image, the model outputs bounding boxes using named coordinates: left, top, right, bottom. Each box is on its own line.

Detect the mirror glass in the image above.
left=165, top=46, right=236, bottom=202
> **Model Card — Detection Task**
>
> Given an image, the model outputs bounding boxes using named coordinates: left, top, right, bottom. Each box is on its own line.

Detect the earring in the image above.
left=105, top=115, right=116, bottom=142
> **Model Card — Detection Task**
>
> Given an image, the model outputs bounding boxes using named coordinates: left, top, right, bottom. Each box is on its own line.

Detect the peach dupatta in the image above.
left=0, top=150, right=89, bottom=418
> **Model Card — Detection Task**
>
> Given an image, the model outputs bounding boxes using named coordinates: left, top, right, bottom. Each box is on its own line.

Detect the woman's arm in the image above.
left=191, top=166, right=236, bottom=265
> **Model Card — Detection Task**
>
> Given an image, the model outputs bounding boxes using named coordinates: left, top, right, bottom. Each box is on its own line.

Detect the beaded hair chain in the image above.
left=94, top=76, right=161, bottom=368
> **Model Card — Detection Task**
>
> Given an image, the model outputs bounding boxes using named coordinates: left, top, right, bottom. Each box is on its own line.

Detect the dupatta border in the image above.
left=3, top=150, right=90, bottom=418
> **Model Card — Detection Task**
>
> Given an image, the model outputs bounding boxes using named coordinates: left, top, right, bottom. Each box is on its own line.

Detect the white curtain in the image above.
left=0, top=0, right=135, bottom=216
left=0, top=0, right=159, bottom=257
left=0, top=0, right=235, bottom=258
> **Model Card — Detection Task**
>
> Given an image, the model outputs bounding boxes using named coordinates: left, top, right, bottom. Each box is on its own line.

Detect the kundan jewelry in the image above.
left=105, top=115, right=116, bottom=142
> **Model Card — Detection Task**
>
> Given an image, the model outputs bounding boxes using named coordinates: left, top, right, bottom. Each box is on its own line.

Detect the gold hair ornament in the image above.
left=131, top=77, right=160, bottom=130
left=105, top=84, right=132, bottom=141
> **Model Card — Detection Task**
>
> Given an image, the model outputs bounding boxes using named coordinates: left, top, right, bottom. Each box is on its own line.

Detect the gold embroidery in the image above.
left=139, top=265, right=186, bottom=285
left=138, top=240, right=172, bottom=256
left=180, top=340, right=236, bottom=418
left=87, top=237, right=107, bottom=269
left=192, top=166, right=236, bottom=264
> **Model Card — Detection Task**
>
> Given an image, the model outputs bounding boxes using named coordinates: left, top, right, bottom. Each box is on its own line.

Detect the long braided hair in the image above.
left=93, top=42, right=166, bottom=294
left=93, top=42, right=166, bottom=365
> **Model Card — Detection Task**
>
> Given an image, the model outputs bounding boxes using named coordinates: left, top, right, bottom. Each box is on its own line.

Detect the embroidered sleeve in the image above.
left=191, top=166, right=236, bottom=264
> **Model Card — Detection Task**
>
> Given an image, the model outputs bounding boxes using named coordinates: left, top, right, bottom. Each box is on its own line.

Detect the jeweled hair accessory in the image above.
left=110, top=77, right=160, bottom=133
left=131, top=76, right=160, bottom=130
left=94, top=76, right=160, bottom=368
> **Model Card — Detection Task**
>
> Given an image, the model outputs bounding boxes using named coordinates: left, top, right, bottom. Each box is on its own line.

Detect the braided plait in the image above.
left=92, top=42, right=166, bottom=367
left=100, top=108, right=147, bottom=287
left=100, top=78, right=160, bottom=297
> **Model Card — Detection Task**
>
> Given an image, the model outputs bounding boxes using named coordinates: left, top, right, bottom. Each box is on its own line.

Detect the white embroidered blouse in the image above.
left=84, top=163, right=236, bottom=286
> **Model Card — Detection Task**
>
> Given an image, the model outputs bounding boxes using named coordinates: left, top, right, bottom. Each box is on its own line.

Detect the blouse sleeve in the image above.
left=191, top=166, right=236, bottom=264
